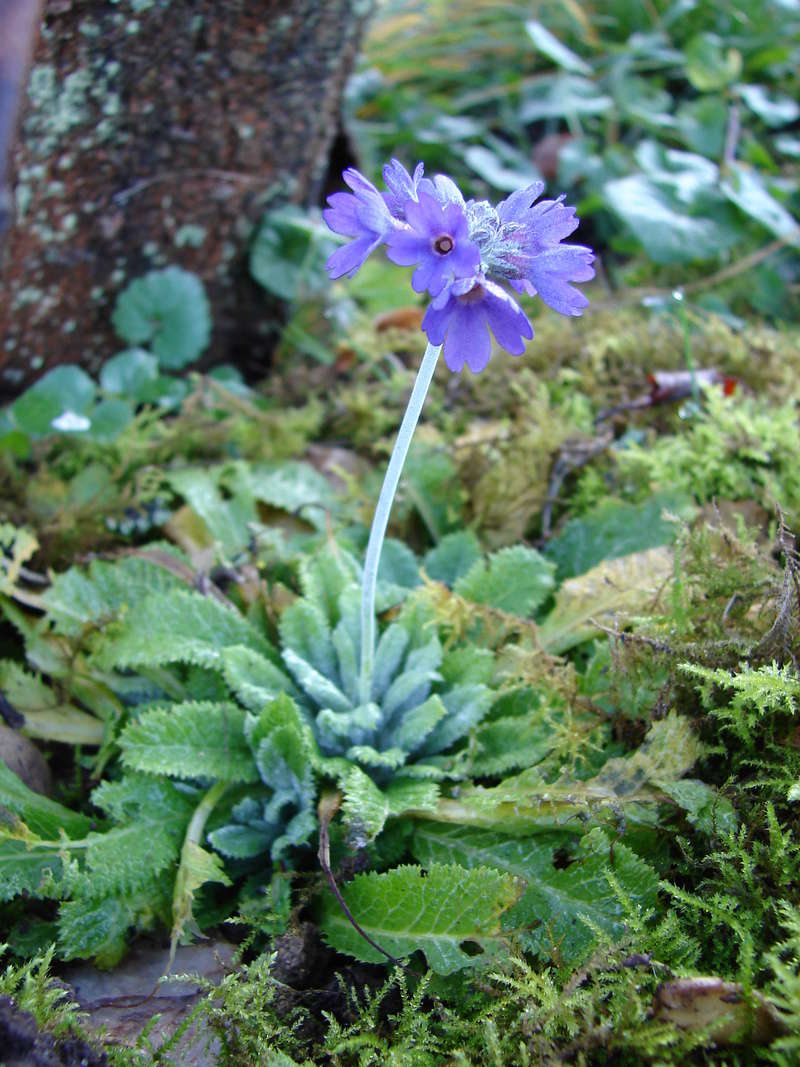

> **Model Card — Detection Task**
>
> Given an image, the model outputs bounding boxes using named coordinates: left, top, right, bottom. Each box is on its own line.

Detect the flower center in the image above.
left=433, top=234, right=454, bottom=256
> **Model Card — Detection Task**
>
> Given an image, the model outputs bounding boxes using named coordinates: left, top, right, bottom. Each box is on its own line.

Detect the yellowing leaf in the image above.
left=538, top=546, right=674, bottom=654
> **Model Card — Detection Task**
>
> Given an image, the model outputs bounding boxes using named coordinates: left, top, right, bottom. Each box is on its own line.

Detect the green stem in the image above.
left=359, top=342, right=441, bottom=705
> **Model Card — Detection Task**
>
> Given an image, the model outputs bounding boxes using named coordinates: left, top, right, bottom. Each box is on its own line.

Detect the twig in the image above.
left=317, top=791, right=402, bottom=965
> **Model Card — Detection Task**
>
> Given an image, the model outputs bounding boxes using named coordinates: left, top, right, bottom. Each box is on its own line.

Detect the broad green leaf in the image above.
left=377, top=539, right=421, bottom=608
left=429, top=713, right=700, bottom=835
left=543, top=492, right=695, bottom=581
left=319, top=863, right=522, bottom=974
left=525, top=20, right=591, bottom=74
left=85, top=398, right=134, bottom=442
left=94, top=589, right=275, bottom=672
left=249, top=461, right=338, bottom=532
left=404, top=445, right=464, bottom=541
left=537, top=546, right=674, bottom=654
left=385, top=779, right=440, bottom=818
left=111, top=267, right=211, bottom=369
left=167, top=466, right=258, bottom=556
left=469, top=712, right=557, bottom=777
left=738, top=84, right=800, bottom=127
left=720, top=164, right=800, bottom=245
left=603, top=173, right=740, bottom=263
left=519, top=75, right=613, bottom=122
left=298, top=545, right=360, bottom=621
left=454, top=545, right=555, bottom=617
left=684, top=33, right=741, bottom=92
left=423, top=530, right=482, bottom=587
left=371, top=624, right=410, bottom=703
left=0, top=760, right=92, bottom=840
left=208, top=823, right=274, bottom=860
left=250, top=206, right=336, bottom=302
left=0, top=661, right=103, bottom=746
left=118, top=702, right=258, bottom=782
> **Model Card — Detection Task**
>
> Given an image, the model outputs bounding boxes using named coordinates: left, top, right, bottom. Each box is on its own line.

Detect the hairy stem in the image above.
left=359, top=342, right=441, bottom=705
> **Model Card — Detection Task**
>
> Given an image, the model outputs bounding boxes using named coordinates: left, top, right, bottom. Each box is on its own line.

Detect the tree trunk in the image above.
left=0, top=0, right=372, bottom=401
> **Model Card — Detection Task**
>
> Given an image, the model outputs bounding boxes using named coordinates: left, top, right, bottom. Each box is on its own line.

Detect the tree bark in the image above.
left=0, top=0, right=372, bottom=400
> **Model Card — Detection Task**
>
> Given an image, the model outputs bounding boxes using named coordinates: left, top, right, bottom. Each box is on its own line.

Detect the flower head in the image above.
left=324, top=160, right=595, bottom=372
left=386, top=192, right=481, bottom=296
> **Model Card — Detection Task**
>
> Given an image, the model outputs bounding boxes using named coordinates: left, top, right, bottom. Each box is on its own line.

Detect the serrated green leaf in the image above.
left=317, top=703, right=382, bottom=752
left=94, top=589, right=275, bottom=672
left=0, top=839, right=64, bottom=901
left=74, top=824, right=178, bottom=898
left=0, top=524, right=38, bottom=595
left=298, top=545, right=360, bottom=622
left=404, top=445, right=464, bottom=541
left=91, top=773, right=198, bottom=832
left=341, top=764, right=390, bottom=842
left=118, top=702, right=258, bottom=782
left=423, top=530, right=482, bottom=587
left=417, top=684, right=493, bottom=758
left=207, top=823, right=274, bottom=860
left=371, top=624, right=410, bottom=703
left=111, top=267, right=211, bottom=369
left=282, top=648, right=351, bottom=714
left=469, top=712, right=557, bottom=777
left=454, top=545, right=555, bottom=616
left=42, top=555, right=185, bottom=636
left=382, top=637, right=442, bottom=720
left=58, top=877, right=172, bottom=966
left=319, top=863, right=522, bottom=974
left=280, top=599, right=338, bottom=682
left=410, top=825, right=659, bottom=966
left=385, top=779, right=440, bottom=817
left=388, top=694, right=448, bottom=754
left=222, top=645, right=300, bottom=711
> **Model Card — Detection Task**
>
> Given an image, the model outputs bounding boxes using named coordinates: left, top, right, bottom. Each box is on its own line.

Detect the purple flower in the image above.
left=323, top=168, right=396, bottom=279
left=385, top=192, right=481, bottom=297
left=422, top=276, right=534, bottom=374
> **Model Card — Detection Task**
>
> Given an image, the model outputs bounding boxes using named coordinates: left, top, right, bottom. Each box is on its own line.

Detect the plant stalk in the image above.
left=359, top=342, right=441, bottom=704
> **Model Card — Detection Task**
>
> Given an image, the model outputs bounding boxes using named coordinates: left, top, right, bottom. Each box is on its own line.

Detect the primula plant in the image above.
left=324, top=159, right=594, bottom=727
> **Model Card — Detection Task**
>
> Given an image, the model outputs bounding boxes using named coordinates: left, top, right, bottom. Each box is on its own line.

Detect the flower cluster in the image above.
left=323, top=160, right=594, bottom=374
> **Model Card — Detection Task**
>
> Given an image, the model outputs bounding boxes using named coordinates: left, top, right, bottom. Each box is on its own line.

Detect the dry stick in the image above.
left=317, top=791, right=402, bottom=965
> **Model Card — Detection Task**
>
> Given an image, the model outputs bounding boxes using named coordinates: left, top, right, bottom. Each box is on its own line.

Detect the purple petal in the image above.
left=343, top=167, right=381, bottom=198
left=421, top=296, right=455, bottom=346
left=497, top=181, right=546, bottom=223
left=483, top=285, right=533, bottom=355
left=445, top=306, right=490, bottom=374
left=323, top=194, right=361, bottom=237
left=386, top=230, right=430, bottom=266
left=326, top=235, right=377, bottom=279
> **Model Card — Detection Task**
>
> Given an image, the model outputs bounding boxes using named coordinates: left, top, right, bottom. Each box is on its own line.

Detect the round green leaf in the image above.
left=111, top=267, right=211, bottom=369
left=100, top=349, right=159, bottom=399
left=11, top=365, right=97, bottom=437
